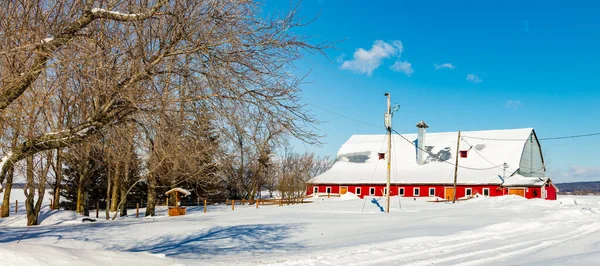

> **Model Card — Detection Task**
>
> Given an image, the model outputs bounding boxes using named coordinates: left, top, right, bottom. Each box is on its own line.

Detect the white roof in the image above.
left=310, top=128, right=548, bottom=186
left=165, top=188, right=191, bottom=196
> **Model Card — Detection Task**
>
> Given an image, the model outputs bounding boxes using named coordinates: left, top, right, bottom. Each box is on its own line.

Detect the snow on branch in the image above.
left=90, top=0, right=168, bottom=21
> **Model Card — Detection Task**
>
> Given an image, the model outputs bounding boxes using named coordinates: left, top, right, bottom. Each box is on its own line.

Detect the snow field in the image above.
left=2, top=191, right=600, bottom=265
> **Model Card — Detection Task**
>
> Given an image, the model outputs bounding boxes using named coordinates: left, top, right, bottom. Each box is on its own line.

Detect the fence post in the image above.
left=50, top=199, right=53, bottom=210
left=256, top=199, right=259, bottom=209
left=328, top=193, right=330, bottom=198
left=242, top=199, right=245, bottom=205
left=96, top=202, right=99, bottom=218
left=197, top=198, right=200, bottom=207
left=136, top=203, right=139, bottom=218
left=232, top=200, right=235, bottom=211
left=203, top=199, right=207, bottom=213
left=15, top=200, right=18, bottom=214
left=226, top=199, right=229, bottom=205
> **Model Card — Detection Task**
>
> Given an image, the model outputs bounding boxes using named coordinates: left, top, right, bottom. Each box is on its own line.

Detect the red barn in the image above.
left=306, top=123, right=558, bottom=200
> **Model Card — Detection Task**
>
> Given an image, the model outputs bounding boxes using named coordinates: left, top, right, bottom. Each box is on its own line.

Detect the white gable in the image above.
left=310, top=128, right=546, bottom=185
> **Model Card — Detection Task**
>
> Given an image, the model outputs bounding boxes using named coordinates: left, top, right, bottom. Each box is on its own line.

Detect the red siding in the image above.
left=545, top=183, right=557, bottom=200
left=306, top=183, right=556, bottom=200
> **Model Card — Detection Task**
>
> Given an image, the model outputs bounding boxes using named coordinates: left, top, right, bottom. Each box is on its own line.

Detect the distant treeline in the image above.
left=555, top=181, right=600, bottom=194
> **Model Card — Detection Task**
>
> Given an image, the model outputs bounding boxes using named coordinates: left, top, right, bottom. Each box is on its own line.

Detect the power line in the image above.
left=462, top=132, right=600, bottom=141
left=306, top=102, right=383, bottom=130
left=461, top=138, right=499, bottom=168
left=391, top=129, right=504, bottom=171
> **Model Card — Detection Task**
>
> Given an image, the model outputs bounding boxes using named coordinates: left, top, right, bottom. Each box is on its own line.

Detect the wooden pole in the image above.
left=136, top=203, right=139, bottom=218
left=242, top=199, right=245, bottom=205
left=256, top=199, right=259, bottom=209
left=197, top=198, right=200, bottom=207
left=203, top=199, right=207, bottom=213
left=96, top=202, right=99, bottom=218
left=384, top=92, right=392, bottom=213
left=452, top=131, right=461, bottom=203
left=232, top=200, right=235, bottom=211
left=15, top=200, right=18, bottom=214
left=50, top=199, right=53, bottom=210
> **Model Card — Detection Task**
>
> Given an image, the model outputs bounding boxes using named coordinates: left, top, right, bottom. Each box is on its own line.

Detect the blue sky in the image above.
left=264, top=0, right=600, bottom=182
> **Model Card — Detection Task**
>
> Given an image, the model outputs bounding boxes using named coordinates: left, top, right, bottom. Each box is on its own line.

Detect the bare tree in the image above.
left=0, top=1, right=325, bottom=196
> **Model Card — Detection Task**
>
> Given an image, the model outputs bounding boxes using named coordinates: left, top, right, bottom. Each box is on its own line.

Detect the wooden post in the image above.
left=226, top=199, right=229, bottom=205
left=15, top=200, right=18, bottom=214
left=203, top=199, right=207, bottom=213
left=328, top=193, right=330, bottom=198
left=96, top=202, right=99, bottom=218
left=197, top=198, right=200, bottom=207
left=136, top=203, right=139, bottom=218
left=50, top=199, right=53, bottom=210
left=242, top=199, right=245, bottom=205
left=232, top=200, right=235, bottom=211
left=452, top=131, right=461, bottom=203
left=256, top=199, right=259, bottom=209
left=166, top=196, right=169, bottom=207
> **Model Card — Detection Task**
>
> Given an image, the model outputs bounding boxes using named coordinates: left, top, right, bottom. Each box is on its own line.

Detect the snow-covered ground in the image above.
left=2, top=190, right=600, bottom=265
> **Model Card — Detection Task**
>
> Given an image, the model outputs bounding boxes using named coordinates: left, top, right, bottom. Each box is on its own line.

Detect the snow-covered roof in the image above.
left=309, top=128, right=550, bottom=186
left=165, top=188, right=191, bottom=196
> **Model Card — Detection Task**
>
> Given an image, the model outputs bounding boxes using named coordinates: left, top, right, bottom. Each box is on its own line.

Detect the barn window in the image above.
left=383, top=187, right=388, bottom=196
left=414, top=188, right=420, bottom=196
left=399, top=187, right=405, bottom=196
left=466, top=188, right=472, bottom=197
left=326, top=187, right=331, bottom=194
left=369, top=187, right=375, bottom=195
left=355, top=187, right=362, bottom=195
left=313, top=187, right=318, bottom=194
left=429, top=188, right=435, bottom=196
left=460, top=150, right=468, bottom=158
left=483, top=188, right=489, bottom=196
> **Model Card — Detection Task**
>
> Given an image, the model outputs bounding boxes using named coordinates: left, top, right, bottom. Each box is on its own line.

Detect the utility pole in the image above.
left=384, top=93, right=392, bottom=213
left=452, top=131, right=461, bottom=203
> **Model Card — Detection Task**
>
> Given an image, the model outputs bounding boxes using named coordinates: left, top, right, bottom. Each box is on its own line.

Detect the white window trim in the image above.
left=326, top=187, right=332, bottom=194
left=483, top=188, right=490, bottom=197
left=466, top=188, right=472, bottom=197
left=429, top=188, right=435, bottom=196
left=313, top=186, right=318, bottom=194
left=399, top=187, right=405, bottom=196
left=414, top=188, right=420, bottom=196
left=369, top=187, right=375, bottom=195
left=355, top=187, right=362, bottom=195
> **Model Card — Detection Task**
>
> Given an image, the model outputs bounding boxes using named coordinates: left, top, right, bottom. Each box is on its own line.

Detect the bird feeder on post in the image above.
left=165, top=188, right=191, bottom=216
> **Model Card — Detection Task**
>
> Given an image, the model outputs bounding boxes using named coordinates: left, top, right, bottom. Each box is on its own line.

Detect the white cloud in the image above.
left=390, top=61, right=414, bottom=76
left=434, top=63, right=456, bottom=70
left=340, top=40, right=409, bottom=76
left=466, top=74, right=482, bottom=83
left=550, top=166, right=600, bottom=182
left=336, top=53, right=346, bottom=64
left=504, top=100, right=524, bottom=109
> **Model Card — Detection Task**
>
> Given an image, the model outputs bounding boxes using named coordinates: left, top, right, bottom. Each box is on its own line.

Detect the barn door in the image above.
left=445, top=187, right=455, bottom=201
left=340, top=186, right=348, bottom=195
left=508, top=188, right=525, bottom=197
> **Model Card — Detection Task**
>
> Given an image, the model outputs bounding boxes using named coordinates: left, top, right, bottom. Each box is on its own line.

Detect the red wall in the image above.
left=306, top=183, right=556, bottom=200
left=545, top=182, right=557, bottom=200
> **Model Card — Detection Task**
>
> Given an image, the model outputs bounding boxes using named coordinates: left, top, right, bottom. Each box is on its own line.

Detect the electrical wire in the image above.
left=462, top=132, right=600, bottom=141
left=391, top=128, right=504, bottom=171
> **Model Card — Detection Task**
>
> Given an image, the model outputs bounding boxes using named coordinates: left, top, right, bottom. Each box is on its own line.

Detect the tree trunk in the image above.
left=53, top=148, right=62, bottom=210
left=105, top=166, right=111, bottom=220
left=76, top=172, right=86, bottom=214
left=145, top=174, right=157, bottom=217
left=119, top=161, right=129, bottom=217
left=110, top=164, right=120, bottom=212
left=24, top=155, right=37, bottom=226
left=1, top=166, right=14, bottom=217
left=82, top=190, right=89, bottom=216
